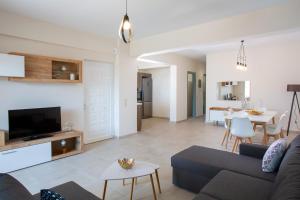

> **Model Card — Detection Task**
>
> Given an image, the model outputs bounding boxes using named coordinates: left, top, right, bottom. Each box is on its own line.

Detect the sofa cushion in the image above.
left=193, top=193, right=218, bottom=200
left=239, top=143, right=269, bottom=159
left=270, top=135, right=300, bottom=200
left=199, top=170, right=273, bottom=200
left=0, top=173, right=33, bottom=200
left=262, top=139, right=287, bottom=172
left=171, top=146, right=276, bottom=182
left=33, top=182, right=100, bottom=200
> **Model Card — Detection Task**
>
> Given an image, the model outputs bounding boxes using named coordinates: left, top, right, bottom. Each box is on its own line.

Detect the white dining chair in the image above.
left=265, top=112, right=288, bottom=144
left=230, top=117, right=255, bottom=152
left=221, top=111, right=231, bottom=149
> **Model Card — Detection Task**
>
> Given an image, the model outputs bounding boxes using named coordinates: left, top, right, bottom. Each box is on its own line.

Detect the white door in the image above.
left=84, top=60, right=114, bottom=144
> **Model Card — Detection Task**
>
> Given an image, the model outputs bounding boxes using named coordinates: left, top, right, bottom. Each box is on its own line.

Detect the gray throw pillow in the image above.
left=262, top=138, right=287, bottom=172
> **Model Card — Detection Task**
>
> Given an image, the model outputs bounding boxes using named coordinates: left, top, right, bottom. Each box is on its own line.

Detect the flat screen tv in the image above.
left=9, top=107, right=61, bottom=140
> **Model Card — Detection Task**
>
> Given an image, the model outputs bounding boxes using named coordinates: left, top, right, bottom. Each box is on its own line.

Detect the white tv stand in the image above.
left=0, top=130, right=83, bottom=173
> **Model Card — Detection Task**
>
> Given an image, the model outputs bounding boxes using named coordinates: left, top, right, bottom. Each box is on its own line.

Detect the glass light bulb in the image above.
left=123, top=20, right=131, bottom=30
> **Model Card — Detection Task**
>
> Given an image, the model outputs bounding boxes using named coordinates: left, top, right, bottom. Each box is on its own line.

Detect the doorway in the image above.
left=187, top=72, right=196, bottom=118
left=84, top=60, right=114, bottom=144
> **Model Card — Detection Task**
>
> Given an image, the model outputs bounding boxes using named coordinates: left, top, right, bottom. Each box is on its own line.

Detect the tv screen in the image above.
left=9, top=107, right=61, bottom=140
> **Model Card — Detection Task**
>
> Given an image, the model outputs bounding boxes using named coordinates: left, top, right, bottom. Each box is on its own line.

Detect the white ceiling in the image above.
left=175, top=30, right=300, bottom=63
left=0, top=0, right=286, bottom=38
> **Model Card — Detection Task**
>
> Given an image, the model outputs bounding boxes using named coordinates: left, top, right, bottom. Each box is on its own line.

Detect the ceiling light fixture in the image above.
left=236, top=40, right=247, bottom=71
left=119, top=0, right=133, bottom=43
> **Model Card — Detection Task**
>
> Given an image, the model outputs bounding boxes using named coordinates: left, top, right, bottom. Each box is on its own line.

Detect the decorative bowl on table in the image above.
left=118, top=158, right=135, bottom=169
left=246, top=109, right=264, bottom=116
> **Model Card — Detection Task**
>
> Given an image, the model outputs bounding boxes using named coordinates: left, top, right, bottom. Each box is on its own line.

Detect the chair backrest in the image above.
left=273, top=112, right=288, bottom=134
left=230, top=117, right=255, bottom=137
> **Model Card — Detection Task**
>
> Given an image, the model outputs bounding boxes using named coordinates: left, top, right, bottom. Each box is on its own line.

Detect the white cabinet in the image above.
left=209, top=110, right=225, bottom=123
left=0, top=53, right=25, bottom=77
left=0, top=142, right=51, bottom=173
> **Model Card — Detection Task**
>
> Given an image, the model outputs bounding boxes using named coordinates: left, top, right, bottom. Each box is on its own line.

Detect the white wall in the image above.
left=140, top=67, right=170, bottom=118
left=0, top=79, right=84, bottom=131
left=206, top=38, right=300, bottom=130
left=114, top=42, right=138, bottom=137
left=0, top=11, right=115, bottom=59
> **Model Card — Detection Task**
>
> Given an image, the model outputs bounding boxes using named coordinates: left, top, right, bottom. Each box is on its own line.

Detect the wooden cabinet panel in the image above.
left=8, top=52, right=82, bottom=83
left=24, top=55, right=52, bottom=79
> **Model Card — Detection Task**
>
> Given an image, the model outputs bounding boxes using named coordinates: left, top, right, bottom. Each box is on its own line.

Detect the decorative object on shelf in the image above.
left=60, top=139, right=66, bottom=147
left=118, top=158, right=135, bottom=169
left=61, top=65, right=67, bottom=71
left=236, top=40, right=247, bottom=71
left=60, top=139, right=67, bottom=154
left=63, top=122, right=74, bottom=132
left=119, top=0, right=133, bottom=43
left=70, top=73, right=75, bottom=80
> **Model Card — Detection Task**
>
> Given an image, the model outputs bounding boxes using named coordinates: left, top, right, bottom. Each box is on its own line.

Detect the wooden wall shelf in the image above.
left=8, top=52, right=82, bottom=83
left=8, top=77, right=82, bottom=83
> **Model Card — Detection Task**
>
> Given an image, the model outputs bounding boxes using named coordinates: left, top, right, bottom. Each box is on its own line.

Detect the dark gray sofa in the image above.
left=171, top=135, right=300, bottom=200
left=0, top=173, right=101, bottom=200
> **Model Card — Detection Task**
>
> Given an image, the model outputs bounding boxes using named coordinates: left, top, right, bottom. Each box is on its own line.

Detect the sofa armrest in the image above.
left=239, top=143, right=269, bottom=159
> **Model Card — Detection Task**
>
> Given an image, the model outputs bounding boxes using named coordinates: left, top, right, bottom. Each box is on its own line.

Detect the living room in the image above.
left=0, top=1, right=300, bottom=200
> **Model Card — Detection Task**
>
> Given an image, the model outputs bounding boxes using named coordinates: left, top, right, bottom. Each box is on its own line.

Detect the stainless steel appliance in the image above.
left=142, top=77, right=152, bottom=118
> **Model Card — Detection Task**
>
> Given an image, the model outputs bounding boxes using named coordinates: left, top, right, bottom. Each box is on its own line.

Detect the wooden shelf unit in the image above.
left=8, top=52, right=82, bottom=83
left=0, top=130, right=83, bottom=160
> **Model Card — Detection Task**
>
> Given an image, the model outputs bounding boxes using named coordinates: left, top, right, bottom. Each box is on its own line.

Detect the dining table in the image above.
left=224, top=110, right=278, bottom=145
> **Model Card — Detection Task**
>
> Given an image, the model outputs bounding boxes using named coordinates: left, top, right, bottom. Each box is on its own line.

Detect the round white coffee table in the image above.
left=101, top=161, right=161, bottom=200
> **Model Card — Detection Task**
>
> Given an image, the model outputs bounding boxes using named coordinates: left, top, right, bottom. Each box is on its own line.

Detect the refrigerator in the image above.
left=142, top=77, right=152, bottom=118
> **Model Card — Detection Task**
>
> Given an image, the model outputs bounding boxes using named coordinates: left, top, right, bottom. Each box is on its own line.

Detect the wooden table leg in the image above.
left=150, top=174, right=157, bottom=200
left=123, top=179, right=125, bottom=186
left=272, top=117, right=275, bottom=124
left=155, top=169, right=162, bottom=194
left=102, top=180, right=108, bottom=200
left=253, top=123, right=257, bottom=131
left=263, top=123, right=267, bottom=145
left=130, top=178, right=135, bottom=200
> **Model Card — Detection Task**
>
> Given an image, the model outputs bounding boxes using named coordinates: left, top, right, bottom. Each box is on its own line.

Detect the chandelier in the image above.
left=236, top=40, right=247, bottom=71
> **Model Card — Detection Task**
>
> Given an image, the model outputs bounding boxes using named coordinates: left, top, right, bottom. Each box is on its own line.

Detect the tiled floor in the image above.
left=10, top=117, right=297, bottom=200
